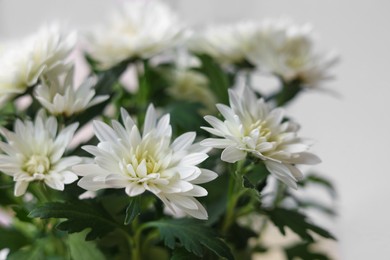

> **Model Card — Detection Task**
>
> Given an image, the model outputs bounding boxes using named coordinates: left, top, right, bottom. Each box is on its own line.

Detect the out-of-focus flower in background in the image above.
left=188, top=21, right=258, bottom=65
left=0, top=24, right=76, bottom=103
left=247, top=18, right=339, bottom=88
left=87, top=0, right=187, bottom=69
left=34, top=66, right=109, bottom=117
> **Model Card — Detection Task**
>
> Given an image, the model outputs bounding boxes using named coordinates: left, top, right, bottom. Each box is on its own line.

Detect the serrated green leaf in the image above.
left=29, top=201, right=120, bottom=240
left=149, top=218, right=234, bottom=260
left=264, top=208, right=336, bottom=242
left=124, top=196, right=141, bottom=225
left=68, top=231, right=105, bottom=260
left=284, top=242, right=332, bottom=260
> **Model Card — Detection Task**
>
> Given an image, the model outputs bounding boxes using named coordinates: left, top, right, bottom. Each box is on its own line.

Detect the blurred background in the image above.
left=0, top=0, right=388, bottom=259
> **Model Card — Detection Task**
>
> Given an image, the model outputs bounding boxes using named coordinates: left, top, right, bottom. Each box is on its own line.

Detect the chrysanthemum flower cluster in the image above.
left=0, top=1, right=338, bottom=259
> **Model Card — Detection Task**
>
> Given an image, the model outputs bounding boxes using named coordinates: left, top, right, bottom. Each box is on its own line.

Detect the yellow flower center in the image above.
left=23, top=155, right=51, bottom=175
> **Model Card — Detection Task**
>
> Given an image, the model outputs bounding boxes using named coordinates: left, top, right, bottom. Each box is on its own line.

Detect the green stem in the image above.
left=221, top=161, right=244, bottom=234
left=30, top=182, right=51, bottom=203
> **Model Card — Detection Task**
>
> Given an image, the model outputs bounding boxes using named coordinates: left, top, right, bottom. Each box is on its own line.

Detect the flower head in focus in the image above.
left=247, top=18, right=338, bottom=88
left=34, top=66, right=109, bottom=117
left=87, top=0, right=186, bottom=69
left=0, top=24, right=76, bottom=100
left=201, top=87, right=321, bottom=189
left=74, top=105, right=217, bottom=219
left=0, top=111, right=81, bottom=196
left=188, top=21, right=258, bottom=65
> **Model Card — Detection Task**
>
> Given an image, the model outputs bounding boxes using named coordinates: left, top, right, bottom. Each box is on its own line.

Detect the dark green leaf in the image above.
left=195, top=54, right=230, bottom=104
left=226, top=223, right=257, bottom=250
left=68, top=231, right=105, bottom=260
left=149, top=218, right=234, bottom=260
left=171, top=247, right=198, bottom=260
left=124, top=196, right=141, bottom=225
left=29, top=201, right=120, bottom=240
left=0, top=226, right=31, bottom=252
left=264, top=208, right=336, bottom=242
left=284, top=242, right=332, bottom=260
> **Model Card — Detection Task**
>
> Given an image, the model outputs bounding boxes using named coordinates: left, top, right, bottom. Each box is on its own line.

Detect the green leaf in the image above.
left=226, top=223, right=257, bottom=250
left=68, top=231, right=105, bottom=260
left=29, top=201, right=120, bottom=240
left=301, top=174, right=337, bottom=199
left=149, top=218, right=234, bottom=260
left=124, top=196, right=141, bottom=225
left=195, top=54, right=230, bottom=104
left=264, top=207, right=336, bottom=242
left=171, top=248, right=198, bottom=260
left=0, top=226, right=31, bottom=252
left=284, top=242, right=332, bottom=260
left=7, top=244, right=44, bottom=260
left=167, top=101, right=205, bottom=135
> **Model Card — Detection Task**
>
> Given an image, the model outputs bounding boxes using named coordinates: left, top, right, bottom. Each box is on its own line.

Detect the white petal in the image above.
left=125, top=183, right=145, bottom=196
left=221, top=147, right=246, bottom=163
left=143, top=104, right=157, bottom=136
left=201, top=138, right=234, bottom=149
left=14, top=181, right=29, bottom=197
left=61, top=171, right=79, bottom=184
left=191, top=169, right=218, bottom=184
left=172, top=132, right=196, bottom=152
left=181, top=153, right=208, bottom=166
left=264, top=161, right=297, bottom=189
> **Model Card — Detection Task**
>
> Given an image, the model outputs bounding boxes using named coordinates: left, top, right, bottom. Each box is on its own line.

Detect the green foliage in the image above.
left=0, top=226, right=31, bottom=253
left=166, top=101, right=205, bottom=135
left=148, top=218, right=234, bottom=260
left=195, top=54, right=230, bottom=104
left=300, top=173, right=337, bottom=199
left=284, top=242, right=333, bottom=260
left=264, top=207, right=336, bottom=242
left=29, top=200, right=120, bottom=240
left=124, top=196, right=141, bottom=225
left=68, top=231, right=105, bottom=260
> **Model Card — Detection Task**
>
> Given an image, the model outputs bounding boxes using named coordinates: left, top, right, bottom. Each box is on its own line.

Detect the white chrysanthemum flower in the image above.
left=74, top=105, right=217, bottom=219
left=188, top=21, right=258, bottom=64
left=201, top=87, right=321, bottom=189
left=88, top=0, right=186, bottom=68
left=0, top=111, right=81, bottom=196
left=0, top=24, right=76, bottom=100
left=34, top=66, right=109, bottom=117
left=247, top=18, right=338, bottom=88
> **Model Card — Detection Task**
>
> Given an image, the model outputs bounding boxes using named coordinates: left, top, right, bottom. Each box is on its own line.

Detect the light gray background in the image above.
left=1, top=0, right=389, bottom=259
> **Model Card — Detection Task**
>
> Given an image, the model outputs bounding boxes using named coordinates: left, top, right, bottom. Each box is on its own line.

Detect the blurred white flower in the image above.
left=201, top=87, right=320, bottom=189
left=88, top=0, right=186, bottom=68
left=34, top=66, right=109, bottom=117
left=74, top=105, right=217, bottom=219
left=0, top=111, right=81, bottom=196
left=0, top=24, right=76, bottom=100
left=247, top=18, right=338, bottom=88
left=188, top=21, right=258, bottom=64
